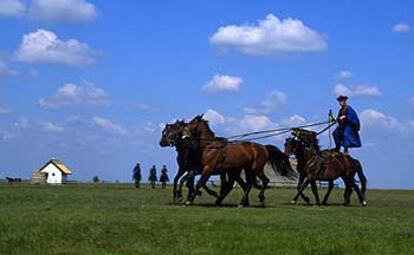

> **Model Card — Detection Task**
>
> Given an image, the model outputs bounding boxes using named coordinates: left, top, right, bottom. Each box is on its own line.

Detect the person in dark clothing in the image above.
left=132, top=162, right=142, bottom=188
left=333, top=95, right=362, bottom=154
left=159, top=165, right=169, bottom=189
left=148, top=165, right=157, bottom=189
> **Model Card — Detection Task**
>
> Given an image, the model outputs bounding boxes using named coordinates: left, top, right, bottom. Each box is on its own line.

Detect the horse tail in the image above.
left=265, top=145, right=297, bottom=180
left=354, top=159, right=367, bottom=196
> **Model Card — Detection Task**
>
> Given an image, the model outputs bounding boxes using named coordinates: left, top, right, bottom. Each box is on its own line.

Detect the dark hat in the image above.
left=336, top=95, right=349, bottom=101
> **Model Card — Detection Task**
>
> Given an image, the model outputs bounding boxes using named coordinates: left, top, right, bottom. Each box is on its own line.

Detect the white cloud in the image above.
left=15, top=117, right=29, bottom=129
left=38, top=82, right=110, bottom=109
left=210, top=13, right=327, bottom=55
left=202, top=74, right=243, bottom=93
left=281, top=114, right=306, bottom=127
left=204, top=109, right=226, bottom=126
left=338, top=70, right=352, bottom=79
left=28, top=0, right=97, bottom=23
left=0, top=0, right=97, bottom=23
left=40, top=122, right=64, bottom=133
left=16, top=29, right=98, bottom=66
left=0, top=0, right=26, bottom=17
left=92, top=117, right=126, bottom=136
left=244, top=89, right=287, bottom=114
left=333, top=83, right=380, bottom=97
left=239, top=115, right=278, bottom=132
left=360, top=109, right=399, bottom=129
left=202, top=109, right=279, bottom=137
left=0, top=59, right=19, bottom=76
left=392, top=23, right=410, bottom=33
left=0, top=130, right=15, bottom=141
left=0, top=105, right=11, bottom=114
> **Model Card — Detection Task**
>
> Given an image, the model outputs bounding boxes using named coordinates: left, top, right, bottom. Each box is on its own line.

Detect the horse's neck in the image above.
left=297, top=144, right=319, bottom=165
left=197, top=127, right=215, bottom=147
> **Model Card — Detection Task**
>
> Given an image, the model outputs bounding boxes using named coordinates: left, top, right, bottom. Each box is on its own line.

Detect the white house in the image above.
left=38, top=158, right=73, bottom=184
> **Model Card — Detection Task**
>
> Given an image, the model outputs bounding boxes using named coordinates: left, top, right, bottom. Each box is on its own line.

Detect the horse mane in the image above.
left=292, top=128, right=320, bottom=152
left=189, top=114, right=216, bottom=138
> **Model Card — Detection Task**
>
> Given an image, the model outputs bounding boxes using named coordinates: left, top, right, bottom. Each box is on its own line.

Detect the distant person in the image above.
left=148, top=165, right=157, bottom=189
left=159, top=165, right=169, bottom=189
left=132, top=162, right=142, bottom=188
left=333, top=95, right=361, bottom=155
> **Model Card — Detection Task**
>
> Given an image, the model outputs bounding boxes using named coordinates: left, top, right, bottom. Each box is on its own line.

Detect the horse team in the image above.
left=160, top=115, right=368, bottom=208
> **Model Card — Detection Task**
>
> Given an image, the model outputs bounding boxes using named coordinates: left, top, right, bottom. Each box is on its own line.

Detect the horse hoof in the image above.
left=258, top=202, right=266, bottom=208
left=342, top=203, right=350, bottom=207
left=237, top=204, right=245, bottom=208
left=184, top=201, right=192, bottom=206
left=362, top=201, right=367, bottom=207
left=290, top=200, right=297, bottom=205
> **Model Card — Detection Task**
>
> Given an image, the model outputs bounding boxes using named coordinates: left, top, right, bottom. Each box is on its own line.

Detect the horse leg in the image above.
left=256, top=172, right=269, bottom=207
left=342, top=179, right=353, bottom=206
left=321, top=181, right=334, bottom=205
left=173, top=168, right=186, bottom=201
left=238, top=169, right=256, bottom=207
left=294, top=177, right=313, bottom=205
left=292, top=175, right=310, bottom=205
left=310, top=180, right=321, bottom=206
left=201, top=184, right=219, bottom=199
left=216, top=172, right=235, bottom=206
left=352, top=180, right=367, bottom=207
left=178, top=172, right=196, bottom=201
left=185, top=172, right=211, bottom=206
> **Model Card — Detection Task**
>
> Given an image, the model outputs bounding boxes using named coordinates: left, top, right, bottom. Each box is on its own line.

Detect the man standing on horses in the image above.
left=333, top=95, right=361, bottom=154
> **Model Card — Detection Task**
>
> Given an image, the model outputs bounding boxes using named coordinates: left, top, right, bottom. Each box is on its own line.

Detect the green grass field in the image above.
left=1, top=183, right=413, bottom=255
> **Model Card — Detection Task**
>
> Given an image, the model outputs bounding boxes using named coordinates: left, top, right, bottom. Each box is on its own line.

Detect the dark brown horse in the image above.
left=159, top=120, right=226, bottom=202
left=285, top=128, right=367, bottom=206
left=183, top=115, right=295, bottom=207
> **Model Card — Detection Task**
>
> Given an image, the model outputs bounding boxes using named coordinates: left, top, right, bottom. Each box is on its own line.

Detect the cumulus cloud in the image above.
left=360, top=109, right=399, bottom=129
left=0, top=105, right=11, bottom=114
left=202, top=109, right=279, bottom=137
left=338, top=70, right=352, bottom=79
left=210, top=14, right=327, bottom=55
left=202, top=74, right=243, bottom=93
left=92, top=117, right=126, bottom=136
left=0, top=0, right=97, bottom=23
left=0, top=0, right=26, bottom=17
left=38, top=82, right=110, bottom=109
left=28, top=0, right=97, bottom=23
left=0, top=59, right=19, bottom=76
left=16, top=29, right=98, bottom=66
left=204, top=109, right=226, bottom=126
left=281, top=114, right=306, bottom=127
left=333, top=83, right=381, bottom=97
left=40, top=122, right=64, bottom=133
left=392, top=23, right=410, bottom=33
left=244, top=89, right=287, bottom=114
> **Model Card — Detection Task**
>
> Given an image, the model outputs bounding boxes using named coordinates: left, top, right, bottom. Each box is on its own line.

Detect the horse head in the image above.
left=186, top=115, right=215, bottom=139
left=159, top=121, right=187, bottom=147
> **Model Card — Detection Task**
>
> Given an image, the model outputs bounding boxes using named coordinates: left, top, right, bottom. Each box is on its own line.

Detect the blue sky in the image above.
left=0, top=0, right=413, bottom=188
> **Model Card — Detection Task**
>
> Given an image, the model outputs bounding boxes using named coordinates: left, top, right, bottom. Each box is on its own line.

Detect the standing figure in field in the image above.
left=333, top=95, right=361, bottom=155
left=132, top=162, right=142, bottom=188
left=160, top=165, right=170, bottom=189
left=148, top=165, right=158, bottom=189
